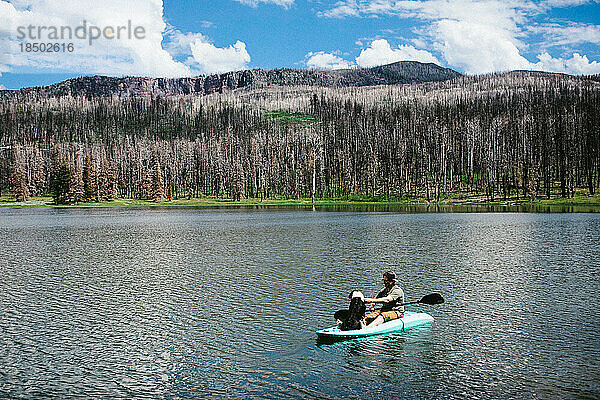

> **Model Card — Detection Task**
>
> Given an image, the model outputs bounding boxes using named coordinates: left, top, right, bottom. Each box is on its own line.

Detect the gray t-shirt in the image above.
left=376, top=285, right=405, bottom=313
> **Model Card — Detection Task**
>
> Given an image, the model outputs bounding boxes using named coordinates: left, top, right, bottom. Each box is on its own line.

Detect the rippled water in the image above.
left=1, top=207, right=599, bottom=399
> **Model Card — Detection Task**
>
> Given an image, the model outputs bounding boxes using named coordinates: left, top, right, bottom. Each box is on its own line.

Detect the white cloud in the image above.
left=543, top=0, right=594, bottom=7
left=0, top=0, right=254, bottom=78
left=0, top=58, right=8, bottom=78
left=0, top=84, right=6, bottom=90
left=0, top=0, right=191, bottom=77
left=320, top=0, right=528, bottom=24
left=433, top=19, right=530, bottom=74
left=531, top=52, right=600, bottom=74
left=164, top=29, right=208, bottom=58
left=355, top=39, right=441, bottom=67
left=319, top=0, right=600, bottom=75
left=163, top=29, right=251, bottom=75
left=318, top=1, right=360, bottom=18
left=528, top=23, right=600, bottom=46
left=306, top=51, right=353, bottom=69
left=190, top=39, right=251, bottom=75
left=234, top=0, right=294, bottom=8
left=320, top=0, right=529, bottom=73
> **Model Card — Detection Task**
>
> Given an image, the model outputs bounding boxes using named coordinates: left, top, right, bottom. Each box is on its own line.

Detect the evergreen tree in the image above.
left=50, top=150, right=73, bottom=204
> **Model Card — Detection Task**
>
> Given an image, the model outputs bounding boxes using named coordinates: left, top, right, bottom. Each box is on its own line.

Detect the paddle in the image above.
left=366, top=293, right=444, bottom=312
left=400, top=293, right=444, bottom=306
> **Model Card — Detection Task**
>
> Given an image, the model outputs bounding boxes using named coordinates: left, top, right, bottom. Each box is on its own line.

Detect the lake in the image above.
left=1, top=207, right=599, bottom=399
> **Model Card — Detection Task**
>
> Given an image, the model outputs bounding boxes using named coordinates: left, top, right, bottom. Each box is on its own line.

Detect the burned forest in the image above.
left=1, top=69, right=599, bottom=204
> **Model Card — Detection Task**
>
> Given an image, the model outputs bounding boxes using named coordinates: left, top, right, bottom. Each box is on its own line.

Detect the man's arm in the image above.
left=364, top=295, right=394, bottom=304
left=365, top=288, right=402, bottom=304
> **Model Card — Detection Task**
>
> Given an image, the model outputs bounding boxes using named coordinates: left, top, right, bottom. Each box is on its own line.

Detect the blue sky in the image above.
left=1, top=0, right=599, bottom=89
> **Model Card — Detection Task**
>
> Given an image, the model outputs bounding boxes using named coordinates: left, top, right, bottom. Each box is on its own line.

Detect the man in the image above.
left=363, top=271, right=405, bottom=327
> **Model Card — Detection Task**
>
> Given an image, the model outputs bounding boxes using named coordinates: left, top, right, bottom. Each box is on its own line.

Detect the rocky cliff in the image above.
left=1, top=61, right=461, bottom=98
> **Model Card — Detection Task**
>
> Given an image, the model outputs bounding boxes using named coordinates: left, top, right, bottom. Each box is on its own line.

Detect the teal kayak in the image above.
left=316, top=311, right=434, bottom=341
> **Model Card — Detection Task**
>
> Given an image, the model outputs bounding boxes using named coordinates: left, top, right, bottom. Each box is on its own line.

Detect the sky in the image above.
left=0, top=0, right=599, bottom=89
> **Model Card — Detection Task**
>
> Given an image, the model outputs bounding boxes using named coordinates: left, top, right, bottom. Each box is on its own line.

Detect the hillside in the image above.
left=1, top=69, right=599, bottom=205
left=0, top=61, right=461, bottom=98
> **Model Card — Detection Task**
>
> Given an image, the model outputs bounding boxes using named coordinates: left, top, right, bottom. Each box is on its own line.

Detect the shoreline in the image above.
left=2, top=194, right=600, bottom=211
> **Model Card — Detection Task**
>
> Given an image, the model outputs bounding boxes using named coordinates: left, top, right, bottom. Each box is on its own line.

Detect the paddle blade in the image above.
left=419, top=293, right=444, bottom=305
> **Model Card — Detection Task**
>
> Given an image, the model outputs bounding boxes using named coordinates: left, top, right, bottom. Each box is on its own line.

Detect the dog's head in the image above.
left=349, top=290, right=364, bottom=301
left=348, top=291, right=366, bottom=316
left=339, top=290, right=366, bottom=331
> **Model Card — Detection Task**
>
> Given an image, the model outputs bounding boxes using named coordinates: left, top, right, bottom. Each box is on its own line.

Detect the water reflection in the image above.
left=225, top=203, right=600, bottom=213
left=0, top=208, right=599, bottom=399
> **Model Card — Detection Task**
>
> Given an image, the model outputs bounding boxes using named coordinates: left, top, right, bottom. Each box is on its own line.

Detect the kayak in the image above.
left=316, top=311, right=434, bottom=341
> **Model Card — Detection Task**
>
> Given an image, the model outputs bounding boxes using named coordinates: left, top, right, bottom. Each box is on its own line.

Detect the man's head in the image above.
left=383, top=271, right=396, bottom=288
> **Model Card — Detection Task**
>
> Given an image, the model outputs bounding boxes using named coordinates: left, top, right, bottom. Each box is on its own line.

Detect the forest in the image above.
left=0, top=70, right=599, bottom=204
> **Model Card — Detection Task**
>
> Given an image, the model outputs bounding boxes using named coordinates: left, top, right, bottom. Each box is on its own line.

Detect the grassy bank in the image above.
left=2, top=191, right=600, bottom=210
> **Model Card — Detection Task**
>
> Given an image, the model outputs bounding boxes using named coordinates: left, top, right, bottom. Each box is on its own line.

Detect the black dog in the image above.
left=334, top=290, right=366, bottom=331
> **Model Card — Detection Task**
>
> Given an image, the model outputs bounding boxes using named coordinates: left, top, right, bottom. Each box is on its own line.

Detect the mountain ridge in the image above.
left=0, top=61, right=462, bottom=98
